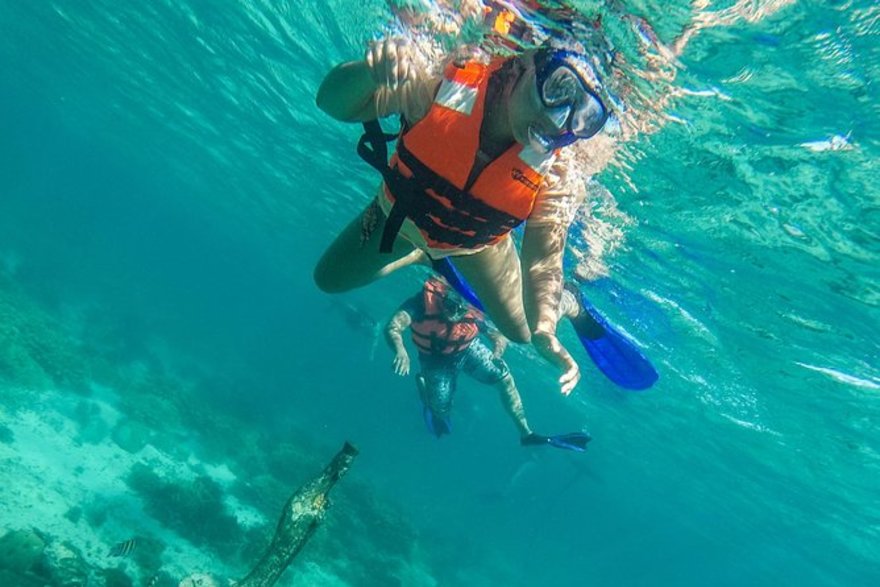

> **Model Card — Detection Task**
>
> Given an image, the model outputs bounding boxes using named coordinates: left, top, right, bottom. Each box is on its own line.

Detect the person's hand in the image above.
left=392, top=350, right=411, bottom=376
left=365, top=37, right=417, bottom=90
left=532, top=330, right=580, bottom=395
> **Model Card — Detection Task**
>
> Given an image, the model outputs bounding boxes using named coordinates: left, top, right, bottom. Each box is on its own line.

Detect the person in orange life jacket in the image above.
left=315, top=38, right=610, bottom=396
left=385, top=277, right=530, bottom=439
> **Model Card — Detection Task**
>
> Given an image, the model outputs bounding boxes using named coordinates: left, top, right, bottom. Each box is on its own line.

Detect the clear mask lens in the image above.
left=541, top=67, right=581, bottom=108
left=546, top=105, right=571, bottom=130
left=570, top=93, right=607, bottom=137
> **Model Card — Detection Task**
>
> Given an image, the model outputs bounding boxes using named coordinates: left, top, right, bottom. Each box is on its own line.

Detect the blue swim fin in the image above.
left=417, top=374, right=452, bottom=437
left=422, top=404, right=452, bottom=437
left=566, top=283, right=658, bottom=391
left=435, top=260, right=658, bottom=390
left=521, top=431, right=592, bottom=452
left=432, top=258, right=484, bottom=311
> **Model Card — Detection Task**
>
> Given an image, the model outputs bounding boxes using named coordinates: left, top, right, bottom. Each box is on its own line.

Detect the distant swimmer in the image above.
left=385, top=276, right=591, bottom=451
left=330, top=299, right=379, bottom=333
left=327, top=299, right=383, bottom=360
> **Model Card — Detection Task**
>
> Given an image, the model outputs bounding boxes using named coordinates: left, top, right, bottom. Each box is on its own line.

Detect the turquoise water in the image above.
left=1, top=1, right=878, bottom=586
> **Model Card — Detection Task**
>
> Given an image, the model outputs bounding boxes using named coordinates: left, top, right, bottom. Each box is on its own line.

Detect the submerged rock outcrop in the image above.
left=0, top=528, right=46, bottom=576
left=237, top=441, right=359, bottom=587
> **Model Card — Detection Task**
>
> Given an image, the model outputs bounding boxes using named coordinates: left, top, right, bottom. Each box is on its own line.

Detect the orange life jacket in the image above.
left=410, top=279, right=481, bottom=355
left=360, top=58, right=557, bottom=255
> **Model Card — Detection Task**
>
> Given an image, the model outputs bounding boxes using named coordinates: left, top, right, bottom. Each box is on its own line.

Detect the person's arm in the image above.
left=315, top=60, right=383, bottom=122
left=521, top=220, right=580, bottom=395
left=479, top=320, right=508, bottom=359
left=385, top=308, right=413, bottom=376
left=315, top=38, right=437, bottom=123
left=520, top=161, right=587, bottom=395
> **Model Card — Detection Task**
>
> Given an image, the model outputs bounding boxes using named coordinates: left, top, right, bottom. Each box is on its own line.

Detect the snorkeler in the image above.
left=385, top=277, right=590, bottom=451
left=314, top=38, right=611, bottom=396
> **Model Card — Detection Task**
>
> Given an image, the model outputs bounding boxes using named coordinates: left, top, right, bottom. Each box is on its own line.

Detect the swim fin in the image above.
left=435, top=261, right=658, bottom=390
left=521, top=431, right=592, bottom=452
left=566, top=282, right=659, bottom=391
left=417, top=375, right=452, bottom=437
left=432, top=258, right=485, bottom=311
left=423, top=404, right=452, bottom=437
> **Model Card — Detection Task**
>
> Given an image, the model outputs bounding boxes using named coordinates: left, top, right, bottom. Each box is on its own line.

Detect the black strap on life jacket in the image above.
left=357, top=120, right=415, bottom=254
left=414, top=314, right=480, bottom=355
left=394, top=142, right=522, bottom=242
left=356, top=120, right=522, bottom=254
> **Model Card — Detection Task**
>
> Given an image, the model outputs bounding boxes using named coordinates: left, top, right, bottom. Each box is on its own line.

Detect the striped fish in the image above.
left=109, top=537, right=138, bottom=557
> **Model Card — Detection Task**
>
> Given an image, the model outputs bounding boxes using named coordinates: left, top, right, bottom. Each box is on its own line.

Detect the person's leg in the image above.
left=450, top=236, right=530, bottom=343
left=494, top=373, right=531, bottom=438
left=417, top=358, right=459, bottom=437
left=314, top=199, right=427, bottom=293
left=559, top=285, right=581, bottom=319
left=462, top=339, right=531, bottom=438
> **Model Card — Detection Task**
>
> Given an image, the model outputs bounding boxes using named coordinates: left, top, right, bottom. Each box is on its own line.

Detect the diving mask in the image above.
left=530, top=49, right=609, bottom=151
left=442, top=294, right=468, bottom=321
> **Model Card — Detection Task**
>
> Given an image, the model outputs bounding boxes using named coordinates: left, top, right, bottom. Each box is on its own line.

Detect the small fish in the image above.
left=109, top=537, right=138, bottom=557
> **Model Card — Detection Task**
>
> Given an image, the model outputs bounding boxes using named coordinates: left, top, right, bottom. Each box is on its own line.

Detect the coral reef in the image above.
left=262, top=441, right=319, bottom=485
left=110, top=418, right=155, bottom=453
left=0, top=530, right=94, bottom=587
left=0, top=274, right=444, bottom=587
left=0, top=528, right=47, bottom=575
left=0, top=287, right=90, bottom=395
left=63, top=507, right=82, bottom=525
left=126, top=463, right=243, bottom=560
left=98, top=567, right=133, bottom=587
left=232, top=474, right=291, bottom=517
left=37, top=540, right=90, bottom=587
left=0, top=526, right=170, bottom=587
left=312, top=483, right=433, bottom=587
